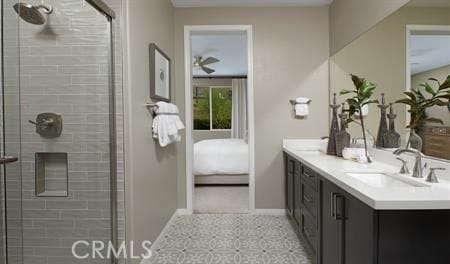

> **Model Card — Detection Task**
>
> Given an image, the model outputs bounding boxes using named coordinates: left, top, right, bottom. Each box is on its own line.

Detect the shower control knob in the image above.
left=29, top=113, right=63, bottom=138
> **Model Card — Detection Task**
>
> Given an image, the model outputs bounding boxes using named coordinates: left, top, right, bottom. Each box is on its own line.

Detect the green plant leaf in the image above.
left=396, top=98, right=414, bottom=106
left=420, top=82, right=436, bottom=96
left=350, top=74, right=363, bottom=89
left=438, top=75, right=450, bottom=91
left=435, top=94, right=450, bottom=100
left=428, top=78, right=441, bottom=86
left=432, top=99, right=449, bottom=106
left=340, top=90, right=355, bottom=95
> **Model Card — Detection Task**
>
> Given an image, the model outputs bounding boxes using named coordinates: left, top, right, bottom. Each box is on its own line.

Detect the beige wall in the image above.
left=330, top=7, right=450, bottom=142
left=124, top=0, right=177, bottom=258
left=175, top=7, right=330, bottom=209
left=412, top=65, right=450, bottom=126
left=330, top=0, right=409, bottom=55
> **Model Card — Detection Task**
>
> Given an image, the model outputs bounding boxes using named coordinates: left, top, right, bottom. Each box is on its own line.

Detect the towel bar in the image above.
left=155, top=112, right=179, bottom=116
left=290, top=99, right=312, bottom=105
left=145, top=102, right=159, bottom=109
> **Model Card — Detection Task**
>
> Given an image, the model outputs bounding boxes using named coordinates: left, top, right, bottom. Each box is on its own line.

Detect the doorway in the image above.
left=184, top=25, right=255, bottom=214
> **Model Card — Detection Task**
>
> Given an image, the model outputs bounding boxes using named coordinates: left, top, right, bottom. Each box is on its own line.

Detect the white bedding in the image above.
left=194, top=139, right=249, bottom=175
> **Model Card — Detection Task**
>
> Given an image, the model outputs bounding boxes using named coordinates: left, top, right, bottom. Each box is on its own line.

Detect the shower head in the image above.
left=13, top=2, right=53, bottom=25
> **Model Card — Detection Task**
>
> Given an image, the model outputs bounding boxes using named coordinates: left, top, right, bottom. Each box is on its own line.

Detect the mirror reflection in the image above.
left=330, top=0, right=450, bottom=161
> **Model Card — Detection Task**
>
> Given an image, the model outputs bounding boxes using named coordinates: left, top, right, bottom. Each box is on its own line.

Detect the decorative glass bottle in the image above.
left=327, top=93, right=341, bottom=155
left=376, top=93, right=389, bottom=148
left=335, top=103, right=351, bottom=157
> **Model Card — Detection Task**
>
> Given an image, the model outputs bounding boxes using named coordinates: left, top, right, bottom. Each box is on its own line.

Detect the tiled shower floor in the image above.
left=147, top=214, right=313, bottom=264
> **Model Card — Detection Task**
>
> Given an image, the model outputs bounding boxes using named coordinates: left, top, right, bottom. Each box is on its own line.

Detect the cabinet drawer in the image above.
left=302, top=166, right=319, bottom=190
left=302, top=182, right=318, bottom=221
left=302, top=212, right=318, bottom=254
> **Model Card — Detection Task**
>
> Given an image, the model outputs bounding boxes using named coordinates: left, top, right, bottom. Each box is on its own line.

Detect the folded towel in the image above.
left=342, top=148, right=368, bottom=163
left=295, top=104, right=309, bottom=116
left=295, top=97, right=310, bottom=104
left=152, top=102, right=185, bottom=147
left=295, top=97, right=310, bottom=117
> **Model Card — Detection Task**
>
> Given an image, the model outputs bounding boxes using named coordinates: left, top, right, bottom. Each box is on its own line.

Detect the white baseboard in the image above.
left=176, top=208, right=191, bottom=215
left=253, top=209, right=286, bottom=215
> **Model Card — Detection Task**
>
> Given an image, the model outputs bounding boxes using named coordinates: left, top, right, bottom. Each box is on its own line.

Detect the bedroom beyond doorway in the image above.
left=185, top=26, right=254, bottom=214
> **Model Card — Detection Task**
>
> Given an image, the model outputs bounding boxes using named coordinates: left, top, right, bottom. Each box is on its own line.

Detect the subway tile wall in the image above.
left=2, top=0, right=125, bottom=263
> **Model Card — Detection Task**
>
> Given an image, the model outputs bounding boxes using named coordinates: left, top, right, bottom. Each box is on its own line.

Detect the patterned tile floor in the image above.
left=147, top=214, right=313, bottom=264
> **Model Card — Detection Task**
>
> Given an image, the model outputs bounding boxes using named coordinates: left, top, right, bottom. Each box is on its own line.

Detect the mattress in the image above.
left=194, top=139, right=249, bottom=175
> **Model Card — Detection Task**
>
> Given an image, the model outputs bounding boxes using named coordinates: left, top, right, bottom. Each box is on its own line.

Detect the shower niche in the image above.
left=35, top=152, right=68, bottom=197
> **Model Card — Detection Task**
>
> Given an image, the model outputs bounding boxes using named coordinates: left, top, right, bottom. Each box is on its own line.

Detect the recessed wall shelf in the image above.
left=35, top=152, right=68, bottom=197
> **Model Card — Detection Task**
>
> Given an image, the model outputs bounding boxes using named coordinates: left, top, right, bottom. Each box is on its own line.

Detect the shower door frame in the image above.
left=86, top=0, right=120, bottom=263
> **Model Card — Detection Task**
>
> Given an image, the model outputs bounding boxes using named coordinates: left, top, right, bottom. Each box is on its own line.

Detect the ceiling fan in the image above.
left=193, top=56, right=220, bottom=74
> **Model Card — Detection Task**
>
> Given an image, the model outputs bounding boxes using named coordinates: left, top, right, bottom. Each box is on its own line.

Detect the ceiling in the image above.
left=192, top=33, right=248, bottom=77
left=172, top=0, right=334, bottom=8
left=410, top=35, right=450, bottom=75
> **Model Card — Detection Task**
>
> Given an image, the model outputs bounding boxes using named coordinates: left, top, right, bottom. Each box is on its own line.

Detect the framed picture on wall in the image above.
left=149, top=43, right=171, bottom=102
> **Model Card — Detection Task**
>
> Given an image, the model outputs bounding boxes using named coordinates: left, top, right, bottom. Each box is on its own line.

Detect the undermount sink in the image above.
left=345, top=172, right=429, bottom=188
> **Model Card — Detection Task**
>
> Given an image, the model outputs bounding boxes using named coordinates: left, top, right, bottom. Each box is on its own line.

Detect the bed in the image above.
left=194, top=139, right=249, bottom=184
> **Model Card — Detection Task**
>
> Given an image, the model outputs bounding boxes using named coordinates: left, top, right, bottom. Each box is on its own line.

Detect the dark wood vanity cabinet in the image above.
left=321, top=178, right=376, bottom=264
left=285, top=155, right=295, bottom=218
left=284, top=152, right=450, bottom=264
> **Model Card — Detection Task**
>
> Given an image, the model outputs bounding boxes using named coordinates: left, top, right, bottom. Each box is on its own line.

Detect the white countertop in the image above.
left=283, top=140, right=450, bottom=210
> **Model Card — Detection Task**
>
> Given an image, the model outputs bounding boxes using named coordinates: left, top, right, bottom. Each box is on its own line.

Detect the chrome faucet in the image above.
left=426, top=168, right=446, bottom=183
left=393, top=148, right=426, bottom=178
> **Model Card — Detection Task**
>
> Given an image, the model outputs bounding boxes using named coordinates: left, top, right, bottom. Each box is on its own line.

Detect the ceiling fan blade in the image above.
left=200, top=57, right=220, bottom=66
left=201, top=66, right=215, bottom=74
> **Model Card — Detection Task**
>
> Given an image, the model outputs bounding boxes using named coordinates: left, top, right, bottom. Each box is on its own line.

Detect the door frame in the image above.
left=405, top=24, right=450, bottom=129
left=184, top=25, right=255, bottom=214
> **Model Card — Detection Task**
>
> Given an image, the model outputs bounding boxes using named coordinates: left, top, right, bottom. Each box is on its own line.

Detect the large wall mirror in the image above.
left=330, top=0, right=450, bottom=161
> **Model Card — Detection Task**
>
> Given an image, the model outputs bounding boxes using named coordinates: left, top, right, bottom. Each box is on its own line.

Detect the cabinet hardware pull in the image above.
left=331, top=192, right=336, bottom=218
left=335, top=194, right=345, bottom=220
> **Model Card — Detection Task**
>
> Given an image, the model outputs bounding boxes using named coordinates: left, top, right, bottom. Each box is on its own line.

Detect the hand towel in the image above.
left=152, top=102, right=185, bottom=147
left=342, top=148, right=369, bottom=163
left=295, top=97, right=310, bottom=117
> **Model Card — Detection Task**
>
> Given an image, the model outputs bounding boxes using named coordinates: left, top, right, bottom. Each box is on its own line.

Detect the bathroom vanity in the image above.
left=283, top=143, right=450, bottom=264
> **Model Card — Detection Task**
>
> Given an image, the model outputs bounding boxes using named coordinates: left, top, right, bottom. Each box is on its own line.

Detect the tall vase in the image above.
left=384, top=103, right=400, bottom=148
left=335, top=103, right=351, bottom=157
left=407, top=128, right=423, bottom=152
left=327, top=94, right=340, bottom=155
left=376, top=93, right=389, bottom=148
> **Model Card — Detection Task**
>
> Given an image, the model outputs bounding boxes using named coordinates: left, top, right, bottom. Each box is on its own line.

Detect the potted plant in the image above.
left=396, top=76, right=450, bottom=151
left=340, top=74, right=379, bottom=163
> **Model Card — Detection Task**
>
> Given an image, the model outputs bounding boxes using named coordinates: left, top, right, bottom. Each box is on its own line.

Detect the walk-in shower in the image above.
left=1, top=0, right=123, bottom=263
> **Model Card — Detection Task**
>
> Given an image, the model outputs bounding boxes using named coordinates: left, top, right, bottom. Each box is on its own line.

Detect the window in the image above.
left=193, top=86, right=232, bottom=130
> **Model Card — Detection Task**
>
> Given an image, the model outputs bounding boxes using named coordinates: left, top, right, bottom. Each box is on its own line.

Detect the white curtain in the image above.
left=231, top=79, right=248, bottom=140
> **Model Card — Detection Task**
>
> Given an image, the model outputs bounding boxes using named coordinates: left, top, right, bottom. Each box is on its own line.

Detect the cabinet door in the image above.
left=321, top=179, right=344, bottom=264
left=343, top=191, right=376, bottom=264
left=285, top=155, right=295, bottom=217
left=294, top=161, right=302, bottom=226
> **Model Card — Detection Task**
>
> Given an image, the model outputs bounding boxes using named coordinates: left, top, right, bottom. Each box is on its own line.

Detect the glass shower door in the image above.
left=2, top=0, right=23, bottom=263
left=2, top=0, right=118, bottom=263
